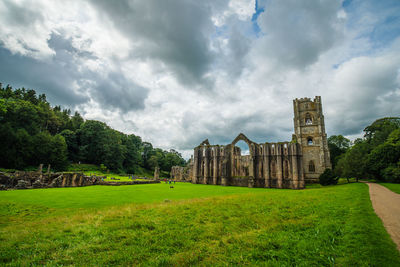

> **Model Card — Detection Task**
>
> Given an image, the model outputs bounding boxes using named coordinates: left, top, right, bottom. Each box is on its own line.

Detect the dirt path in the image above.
left=366, top=182, right=400, bottom=250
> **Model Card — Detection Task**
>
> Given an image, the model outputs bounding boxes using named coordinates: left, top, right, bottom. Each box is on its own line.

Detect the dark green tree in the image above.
left=319, top=168, right=338, bottom=185
left=328, top=135, right=351, bottom=169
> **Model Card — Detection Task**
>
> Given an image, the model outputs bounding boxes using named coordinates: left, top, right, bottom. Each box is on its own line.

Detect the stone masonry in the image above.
left=171, top=96, right=331, bottom=189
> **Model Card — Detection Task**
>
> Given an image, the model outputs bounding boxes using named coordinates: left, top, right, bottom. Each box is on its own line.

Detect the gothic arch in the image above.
left=309, top=160, right=315, bottom=173
left=305, top=113, right=313, bottom=125
left=231, top=133, right=255, bottom=156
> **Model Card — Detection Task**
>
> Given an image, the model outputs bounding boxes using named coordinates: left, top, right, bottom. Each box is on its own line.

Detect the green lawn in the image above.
left=66, top=163, right=163, bottom=181
left=0, top=183, right=399, bottom=266
left=379, top=183, right=400, bottom=194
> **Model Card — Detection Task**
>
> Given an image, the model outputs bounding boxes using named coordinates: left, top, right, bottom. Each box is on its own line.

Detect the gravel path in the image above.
left=366, top=182, right=400, bottom=250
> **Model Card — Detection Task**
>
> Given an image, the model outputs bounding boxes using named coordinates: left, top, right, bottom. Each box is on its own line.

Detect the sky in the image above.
left=0, top=0, right=400, bottom=158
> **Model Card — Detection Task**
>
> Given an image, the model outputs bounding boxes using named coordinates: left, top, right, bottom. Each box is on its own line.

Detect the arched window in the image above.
left=305, top=113, right=313, bottom=125
left=307, top=137, right=313, bottom=145
left=309, top=160, right=315, bottom=173
left=210, top=159, right=214, bottom=177
left=201, top=160, right=205, bottom=176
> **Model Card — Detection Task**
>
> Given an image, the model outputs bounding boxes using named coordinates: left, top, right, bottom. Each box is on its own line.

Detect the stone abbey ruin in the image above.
left=172, top=96, right=331, bottom=189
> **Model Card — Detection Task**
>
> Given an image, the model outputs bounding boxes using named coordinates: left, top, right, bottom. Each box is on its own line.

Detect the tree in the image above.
left=337, top=142, right=371, bottom=182
left=60, top=129, right=79, bottom=163
left=48, top=134, right=69, bottom=171
left=79, top=120, right=110, bottom=164
left=123, top=134, right=143, bottom=173
left=328, top=135, right=351, bottom=169
left=366, top=128, right=400, bottom=182
left=0, top=83, right=185, bottom=174
left=319, top=169, right=338, bottom=185
left=364, top=117, right=400, bottom=146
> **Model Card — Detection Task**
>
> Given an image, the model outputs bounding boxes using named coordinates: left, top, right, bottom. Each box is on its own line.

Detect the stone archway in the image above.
left=230, top=133, right=256, bottom=181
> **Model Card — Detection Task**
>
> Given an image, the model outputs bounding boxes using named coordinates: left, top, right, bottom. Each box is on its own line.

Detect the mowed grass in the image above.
left=0, top=183, right=263, bottom=210
left=1, top=183, right=399, bottom=266
left=66, top=163, right=159, bottom=181
left=379, top=183, right=400, bottom=194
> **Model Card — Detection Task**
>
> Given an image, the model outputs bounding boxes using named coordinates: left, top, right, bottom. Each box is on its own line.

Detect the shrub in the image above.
left=319, top=168, right=338, bottom=186
left=381, top=163, right=400, bottom=183
left=100, top=164, right=108, bottom=172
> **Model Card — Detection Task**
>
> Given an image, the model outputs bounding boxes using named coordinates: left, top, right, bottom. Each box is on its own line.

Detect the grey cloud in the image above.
left=226, top=27, right=251, bottom=78
left=0, top=45, right=88, bottom=107
left=177, top=110, right=293, bottom=151
left=325, top=52, right=400, bottom=137
left=216, top=16, right=252, bottom=79
left=256, top=0, right=344, bottom=69
left=0, top=32, right=148, bottom=112
left=90, top=72, right=148, bottom=112
left=1, top=0, right=44, bottom=28
left=89, top=0, right=217, bottom=86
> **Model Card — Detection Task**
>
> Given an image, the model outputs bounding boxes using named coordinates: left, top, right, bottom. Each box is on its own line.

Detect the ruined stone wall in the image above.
left=191, top=136, right=304, bottom=189
left=188, top=96, right=331, bottom=188
left=0, top=171, right=103, bottom=190
left=171, top=166, right=190, bottom=181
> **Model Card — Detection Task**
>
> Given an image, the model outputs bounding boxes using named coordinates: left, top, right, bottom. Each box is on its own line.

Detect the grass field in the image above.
left=380, top=183, right=400, bottom=194
left=1, top=183, right=399, bottom=266
left=66, top=163, right=168, bottom=181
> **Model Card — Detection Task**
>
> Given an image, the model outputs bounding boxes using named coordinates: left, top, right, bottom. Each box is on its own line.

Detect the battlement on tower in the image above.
left=294, top=96, right=321, bottom=103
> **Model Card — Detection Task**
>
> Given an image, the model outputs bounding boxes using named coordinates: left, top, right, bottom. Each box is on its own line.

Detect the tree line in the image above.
left=0, top=84, right=185, bottom=173
left=328, top=117, right=400, bottom=183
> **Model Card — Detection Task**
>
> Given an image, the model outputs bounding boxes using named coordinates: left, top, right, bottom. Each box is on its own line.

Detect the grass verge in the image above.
left=0, top=183, right=399, bottom=266
left=379, top=183, right=400, bottom=194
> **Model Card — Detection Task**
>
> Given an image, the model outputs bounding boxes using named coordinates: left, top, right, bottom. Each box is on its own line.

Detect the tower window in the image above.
left=305, top=113, right=313, bottom=125
left=307, top=137, right=313, bottom=145
left=309, top=161, right=315, bottom=173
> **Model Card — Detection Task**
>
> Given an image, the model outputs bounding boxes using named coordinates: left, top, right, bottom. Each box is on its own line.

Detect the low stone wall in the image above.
left=0, top=171, right=162, bottom=190
left=230, top=177, right=249, bottom=187
left=0, top=171, right=99, bottom=190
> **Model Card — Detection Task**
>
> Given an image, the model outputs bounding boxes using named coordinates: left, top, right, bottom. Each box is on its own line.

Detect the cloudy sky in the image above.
left=1, top=0, right=399, bottom=158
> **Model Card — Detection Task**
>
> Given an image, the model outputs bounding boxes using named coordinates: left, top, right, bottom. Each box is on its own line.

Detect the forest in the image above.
left=328, top=117, right=400, bottom=183
left=0, top=84, right=186, bottom=173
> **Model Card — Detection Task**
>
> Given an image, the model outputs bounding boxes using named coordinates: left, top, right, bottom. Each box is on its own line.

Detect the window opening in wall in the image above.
left=271, top=161, right=277, bottom=178
left=307, top=137, right=313, bottom=145
left=309, top=160, right=315, bottom=172
left=284, top=160, right=289, bottom=178
left=210, top=159, right=214, bottom=177
left=305, top=113, right=313, bottom=125
left=234, top=140, right=250, bottom=156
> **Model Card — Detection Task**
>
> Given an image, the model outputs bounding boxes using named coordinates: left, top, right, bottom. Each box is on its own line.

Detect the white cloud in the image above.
left=1, top=0, right=400, bottom=159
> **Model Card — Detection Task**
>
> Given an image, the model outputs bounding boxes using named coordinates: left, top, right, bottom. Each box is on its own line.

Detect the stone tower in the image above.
left=293, top=96, right=331, bottom=182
